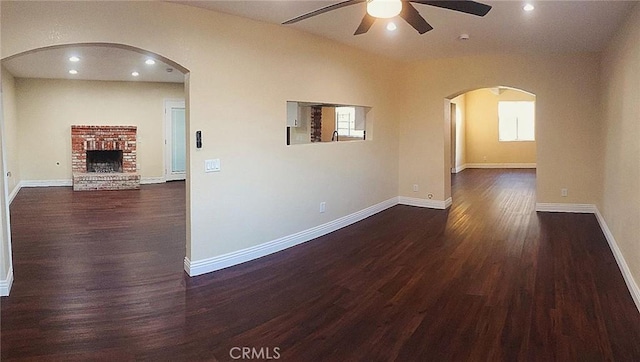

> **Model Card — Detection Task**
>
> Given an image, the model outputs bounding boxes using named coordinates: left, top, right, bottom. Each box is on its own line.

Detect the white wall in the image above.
left=14, top=78, right=184, bottom=182
left=1, top=1, right=401, bottom=269
left=600, top=4, right=640, bottom=303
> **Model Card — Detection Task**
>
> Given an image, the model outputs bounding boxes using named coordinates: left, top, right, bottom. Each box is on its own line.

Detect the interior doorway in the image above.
left=164, top=99, right=186, bottom=181
left=447, top=86, right=537, bottom=203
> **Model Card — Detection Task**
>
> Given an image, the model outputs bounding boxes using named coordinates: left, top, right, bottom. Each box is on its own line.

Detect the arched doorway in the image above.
left=445, top=86, right=537, bottom=205
left=1, top=43, right=190, bottom=295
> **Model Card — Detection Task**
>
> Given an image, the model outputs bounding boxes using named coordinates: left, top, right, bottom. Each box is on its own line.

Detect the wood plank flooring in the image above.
left=2, top=169, right=640, bottom=360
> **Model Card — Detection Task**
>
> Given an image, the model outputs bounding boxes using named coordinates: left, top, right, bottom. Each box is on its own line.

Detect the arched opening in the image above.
left=1, top=43, right=191, bottom=295
left=445, top=86, right=537, bottom=207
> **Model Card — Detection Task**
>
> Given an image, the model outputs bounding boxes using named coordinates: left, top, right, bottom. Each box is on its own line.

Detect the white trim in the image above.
left=1, top=111, right=14, bottom=297
left=21, top=178, right=168, bottom=187
left=464, top=163, right=537, bottom=169
left=164, top=99, right=187, bottom=182
left=594, top=209, right=640, bottom=313
left=140, top=177, right=166, bottom=185
left=21, top=179, right=72, bottom=187
left=185, top=197, right=398, bottom=276
left=535, top=202, right=640, bottom=313
left=0, top=265, right=13, bottom=296
left=535, top=203, right=597, bottom=213
left=8, top=181, right=22, bottom=204
left=398, top=196, right=452, bottom=210
left=452, top=164, right=466, bottom=173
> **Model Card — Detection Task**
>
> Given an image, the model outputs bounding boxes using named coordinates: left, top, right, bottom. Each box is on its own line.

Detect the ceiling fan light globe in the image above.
left=367, top=0, right=402, bottom=19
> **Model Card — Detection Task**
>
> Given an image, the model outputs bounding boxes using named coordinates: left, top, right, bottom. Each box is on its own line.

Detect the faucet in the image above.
left=331, top=130, right=339, bottom=142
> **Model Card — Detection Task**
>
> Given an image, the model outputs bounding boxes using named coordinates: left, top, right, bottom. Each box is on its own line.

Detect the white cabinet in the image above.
left=286, top=101, right=299, bottom=127
left=354, top=106, right=366, bottom=131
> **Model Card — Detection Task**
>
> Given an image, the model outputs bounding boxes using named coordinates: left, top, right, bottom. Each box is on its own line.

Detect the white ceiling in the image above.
left=2, top=1, right=637, bottom=82
left=2, top=44, right=186, bottom=83
left=176, top=0, right=637, bottom=61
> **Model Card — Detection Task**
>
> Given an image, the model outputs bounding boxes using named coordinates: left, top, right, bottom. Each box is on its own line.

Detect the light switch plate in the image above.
left=205, top=159, right=220, bottom=172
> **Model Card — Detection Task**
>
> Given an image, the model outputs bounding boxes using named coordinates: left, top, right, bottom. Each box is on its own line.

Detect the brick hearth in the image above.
left=71, top=125, right=141, bottom=191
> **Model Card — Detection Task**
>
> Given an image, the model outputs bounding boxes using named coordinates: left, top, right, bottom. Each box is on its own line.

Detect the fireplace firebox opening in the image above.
left=86, top=150, right=123, bottom=173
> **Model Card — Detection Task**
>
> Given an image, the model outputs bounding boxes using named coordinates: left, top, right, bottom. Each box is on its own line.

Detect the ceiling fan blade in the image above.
left=283, top=0, right=364, bottom=24
left=411, top=0, right=492, bottom=17
left=354, top=13, right=376, bottom=35
left=400, top=2, right=433, bottom=34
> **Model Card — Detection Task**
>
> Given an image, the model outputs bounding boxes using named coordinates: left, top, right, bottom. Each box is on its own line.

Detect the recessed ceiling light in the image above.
left=68, top=69, right=78, bottom=75
left=145, top=59, right=156, bottom=65
left=458, top=34, right=470, bottom=41
left=386, top=22, right=397, bottom=31
left=523, top=3, right=535, bottom=12
left=131, top=71, right=140, bottom=77
left=69, top=56, right=80, bottom=62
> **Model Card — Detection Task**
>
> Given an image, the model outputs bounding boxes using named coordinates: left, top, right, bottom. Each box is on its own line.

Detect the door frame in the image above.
left=164, top=99, right=186, bottom=181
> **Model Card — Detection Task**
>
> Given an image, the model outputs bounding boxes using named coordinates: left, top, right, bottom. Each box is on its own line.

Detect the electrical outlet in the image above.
left=561, top=188, right=568, bottom=197
left=413, top=184, right=419, bottom=192
left=320, top=202, right=326, bottom=213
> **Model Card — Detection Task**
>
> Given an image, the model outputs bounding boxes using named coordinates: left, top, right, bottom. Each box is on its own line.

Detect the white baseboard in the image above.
left=536, top=202, right=640, bottom=313
left=535, top=203, right=597, bottom=213
left=184, top=195, right=455, bottom=277
left=8, top=181, right=22, bottom=204
left=0, top=266, right=14, bottom=296
left=185, top=197, right=399, bottom=276
left=10, top=180, right=72, bottom=204
left=6, top=176, right=169, bottom=203
left=465, top=163, right=537, bottom=169
left=594, top=209, right=640, bottom=313
left=398, top=196, right=452, bottom=210
left=21, top=179, right=72, bottom=187
left=140, top=177, right=166, bottom=185
left=21, top=178, right=166, bottom=187
left=452, top=165, right=466, bottom=173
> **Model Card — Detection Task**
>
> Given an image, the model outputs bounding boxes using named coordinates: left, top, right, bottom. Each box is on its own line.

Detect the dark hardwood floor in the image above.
left=2, top=170, right=640, bottom=360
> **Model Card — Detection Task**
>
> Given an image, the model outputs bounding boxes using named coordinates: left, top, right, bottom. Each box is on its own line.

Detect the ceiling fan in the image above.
left=283, top=0, right=492, bottom=35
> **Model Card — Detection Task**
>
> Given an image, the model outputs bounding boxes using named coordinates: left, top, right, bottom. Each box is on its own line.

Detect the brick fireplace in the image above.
left=71, top=125, right=141, bottom=191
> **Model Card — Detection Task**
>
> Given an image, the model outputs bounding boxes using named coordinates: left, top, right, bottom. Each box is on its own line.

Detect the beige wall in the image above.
left=600, top=4, right=640, bottom=298
left=2, top=66, right=20, bottom=197
left=398, top=53, right=602, bottom=204
left=14, top=78, right=184, bottom=181
left=451, top=94, right=466, bottom=170
left=1, top=1, right=625, bottom=289
left=1, top=1, right=401, bottom=264
left=465, top=88, right=536, bottom=165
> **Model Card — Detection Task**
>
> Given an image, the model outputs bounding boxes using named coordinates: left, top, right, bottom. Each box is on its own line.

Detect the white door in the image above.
left=164, top=100, right=186, bottom=181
